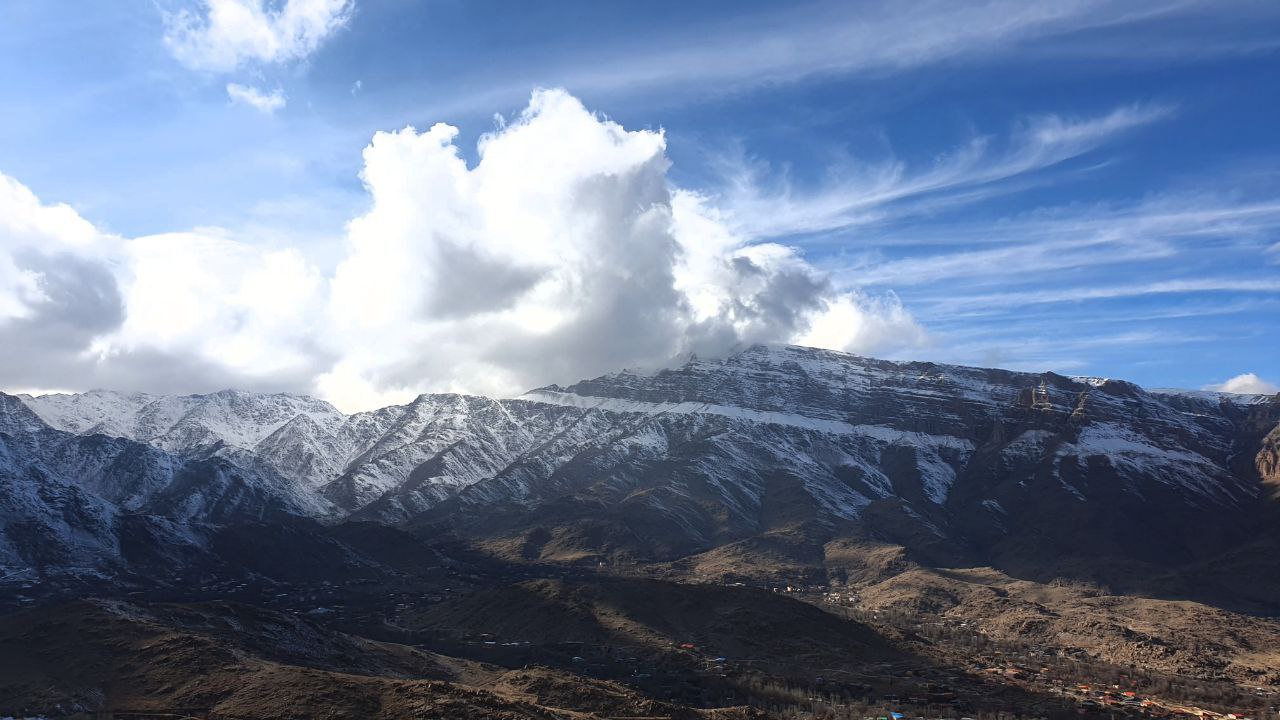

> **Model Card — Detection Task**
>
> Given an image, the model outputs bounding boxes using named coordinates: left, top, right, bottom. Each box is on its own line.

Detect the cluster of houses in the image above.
left=823, top=589, right=861, bottom=606
left=985, top=660, right=1272, bottom=720
left=1066, top=684, right=1263, bottom=720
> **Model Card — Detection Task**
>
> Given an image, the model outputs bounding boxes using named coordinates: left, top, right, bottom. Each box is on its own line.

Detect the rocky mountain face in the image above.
left=7, top=344, right=1280, bottom=588
left=0, top=393, right=360, bottom=582
left=419, top=346, right=1280, bottom=574
left=1258, top=424, right=1280, bottom=493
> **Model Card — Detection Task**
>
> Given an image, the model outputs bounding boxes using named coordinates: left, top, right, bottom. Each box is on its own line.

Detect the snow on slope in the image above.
left=3, top=391, right=336, bottom=526
left=521, top=389, right=865, bottom=435
left=24, top=389, right=349, bottom=454
left=1148, top=388, right=1275, bottom=405
left=23, top=389, right=357, bottom=491
left=1059, top=422, right=1241, bottom=501
left=11, top=345, right=1276, bottom=540
left=0, top=396, right=214, bottom=577
left=517, top=388, right=973, bottom=506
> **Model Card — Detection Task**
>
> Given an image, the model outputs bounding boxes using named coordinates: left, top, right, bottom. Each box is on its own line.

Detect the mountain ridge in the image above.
left=5, top=343, right=1280, bottom=604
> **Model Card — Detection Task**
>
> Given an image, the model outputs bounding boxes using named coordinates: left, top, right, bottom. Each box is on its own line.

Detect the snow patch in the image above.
left=1059, top=423, right=1231, bottom=500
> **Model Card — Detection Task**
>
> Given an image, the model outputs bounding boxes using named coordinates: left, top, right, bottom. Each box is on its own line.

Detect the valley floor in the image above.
left=5, top=547, right=1279, bottom=720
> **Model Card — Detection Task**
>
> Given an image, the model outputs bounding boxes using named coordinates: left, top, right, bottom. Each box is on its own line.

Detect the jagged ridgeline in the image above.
left=3, top=344, right=1279, bottom=604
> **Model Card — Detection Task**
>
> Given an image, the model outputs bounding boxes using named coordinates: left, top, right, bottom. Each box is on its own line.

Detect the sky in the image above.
left=0, top=0, right=1278, bottom=411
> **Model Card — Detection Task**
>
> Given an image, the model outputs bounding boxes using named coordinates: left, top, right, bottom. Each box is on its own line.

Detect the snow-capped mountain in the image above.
left=0, top=392, right=348, bottom=580
left=5, top=391, right=336, bottom=522
left=402, top=345, right=1280, bottom=567
left=22, top=389, right=353, bottom=483
left=0, top=394, right=197, bottom=579
left=7, top=344, right=1280, bottom=578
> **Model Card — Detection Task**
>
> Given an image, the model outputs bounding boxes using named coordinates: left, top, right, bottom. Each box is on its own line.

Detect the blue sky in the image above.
left=0, top=0, right=1277, bottom=408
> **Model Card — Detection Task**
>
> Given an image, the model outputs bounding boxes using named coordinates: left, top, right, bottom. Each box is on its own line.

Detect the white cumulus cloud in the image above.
left=226, top=83, right=286, bottom=113
left=109, top=230, right=327, bottom=380
left=0, top=171, right=331, bottom=394
left=0, top=89, right=925, bottom=411
left=0, top=172, right=117, bottom=322
left=320, top=89, right=924, bottom=409
left=1204, top=373, right=1279, bottom=395
left=164, top=0, right=354, bottom=72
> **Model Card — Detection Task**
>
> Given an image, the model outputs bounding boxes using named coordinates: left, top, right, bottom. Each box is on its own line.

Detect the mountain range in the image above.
left=4, top=344, right=1279, bottom=606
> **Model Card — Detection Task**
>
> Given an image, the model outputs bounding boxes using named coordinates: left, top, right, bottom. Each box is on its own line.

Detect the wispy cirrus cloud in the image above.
left=932, top=278, right=1280, bottom=314
left=552, top=1, right=1270, bottom=98
left=693, top=89, right=1278, bottom=384
left=395, top=0, right=1278, bottom=128
left=717, top=103, right=1174, bottom=241
left=816, top=186, right=1280, bottom=382
left=840, top=197, right=1280, bottom=292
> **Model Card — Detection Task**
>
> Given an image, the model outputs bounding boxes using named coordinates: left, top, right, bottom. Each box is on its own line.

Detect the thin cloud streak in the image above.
left=920, top=328, right=1225, bottom=380
left=226, top=83, right=286, bottom=113
left=830, top=197, right=1280, bottom=289
left=924, top=297, right=1278, bottom=325
left=928, top=279, right=1280, bottom=313
left=718, top=103, right=1174, bottom=241
left=397, top=0, right=1268, bottom=136
left=552, top=1, right=1240, bottom=98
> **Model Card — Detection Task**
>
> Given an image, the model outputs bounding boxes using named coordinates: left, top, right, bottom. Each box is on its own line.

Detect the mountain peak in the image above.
left=0, top=392, right=50, bottom=435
